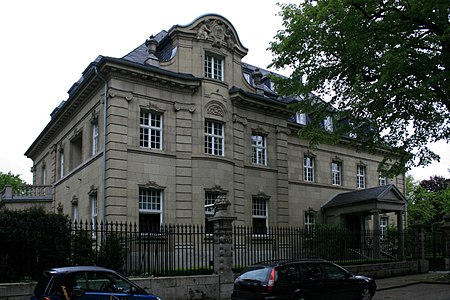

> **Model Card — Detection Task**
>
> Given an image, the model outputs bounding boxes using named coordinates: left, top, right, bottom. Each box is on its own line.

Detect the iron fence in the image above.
left=233, top=226, right=402, bottom=271
left=70, top=221, right=214, bottom=276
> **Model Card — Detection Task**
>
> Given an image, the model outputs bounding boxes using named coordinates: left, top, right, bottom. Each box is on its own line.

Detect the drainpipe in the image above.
left=94, top=66, right=108, bottom=229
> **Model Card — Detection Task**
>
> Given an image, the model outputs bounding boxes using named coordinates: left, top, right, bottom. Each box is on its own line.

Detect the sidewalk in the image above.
left=376, top=271, right=450, bottom=291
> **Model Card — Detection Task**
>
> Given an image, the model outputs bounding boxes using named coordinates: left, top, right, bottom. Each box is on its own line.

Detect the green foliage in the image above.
left=270, top=0, right=450, bottom=176
left=70, top=229, right=96, bottom=266
left=0, top=171, right=27, bottom=192
left=406, top=175, right=450, bottom=225
left=0, top=208, right=71, bottom=282
left=97, top=233, right=125, bottom=272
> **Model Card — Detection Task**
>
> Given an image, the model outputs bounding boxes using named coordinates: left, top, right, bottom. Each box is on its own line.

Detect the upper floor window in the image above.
left=205, top=54, right=224, bottom=81
left=323, top=115, right=333, bottom=132
left=379, top=173, right=387, bottom=186
left=140, top=111, right=162, bottom=150
left=295, top=113, right=307, bottom=125
left=139, top=188, right=163, bottom=232
left=205, top=120, right=224, bottom=156
left=59, top=149, right=65, bottom=179
left=357, top=165, right=366, bottom=189
left=304, top=156, right=315, bottom=182
left=252, top=197, right=268, bottom=235
left=42, top=166, right=47, bottom=185
left=331, top=161, right=342, bottom=186
left=251, top=134, right=267, bottom=165
left=380, top=216, right=388, bottom=240
left=92, top=122, right=99, bottom=155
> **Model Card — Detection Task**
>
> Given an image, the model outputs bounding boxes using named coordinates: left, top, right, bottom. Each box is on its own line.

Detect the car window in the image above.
left=277, top=265, right=300, bottom=282
left=321, top=263, right=348, bottom=279
left=239, top=266, right=271, bottom=282
left=73, top=271, right=133, bottom=294
left=300, top=263, right=325, bottom=280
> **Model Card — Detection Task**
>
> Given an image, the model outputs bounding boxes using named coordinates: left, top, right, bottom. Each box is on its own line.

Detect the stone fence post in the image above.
left=210, top=195, right=237, bottom=300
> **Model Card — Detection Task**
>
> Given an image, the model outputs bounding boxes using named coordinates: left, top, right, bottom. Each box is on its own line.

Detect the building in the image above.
left=22, top=14, right=406, bottom=233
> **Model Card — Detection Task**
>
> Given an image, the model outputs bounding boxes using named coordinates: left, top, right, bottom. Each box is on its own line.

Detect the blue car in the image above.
left=31, top=266, right=162, bottom=300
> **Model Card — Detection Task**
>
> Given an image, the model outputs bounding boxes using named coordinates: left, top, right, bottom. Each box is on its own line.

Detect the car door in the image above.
left=298, top=263, right=329, bottom=299
left=273, top=264, right=302, bottom=299
left=319, top=262, right=358, bottom=300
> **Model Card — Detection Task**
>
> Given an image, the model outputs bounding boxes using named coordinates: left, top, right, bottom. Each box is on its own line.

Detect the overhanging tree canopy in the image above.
left=270, top=0, right=449, bottom=176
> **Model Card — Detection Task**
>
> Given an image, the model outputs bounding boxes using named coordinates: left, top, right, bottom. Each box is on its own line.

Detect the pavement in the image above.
left=376, top=271, right=450, bottom=291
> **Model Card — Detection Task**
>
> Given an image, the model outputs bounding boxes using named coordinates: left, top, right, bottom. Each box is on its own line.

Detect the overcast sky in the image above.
left=0, top=0, right=448, bottom=184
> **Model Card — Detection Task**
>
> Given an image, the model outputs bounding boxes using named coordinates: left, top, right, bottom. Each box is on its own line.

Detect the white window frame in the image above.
left=357, top=165, right=366, bottom=189
left=59, top=150, right=65, bottom=178
left=332, top=161, right=341, bottom=186
left=139, top=189, right=163, bottom=227
left=42, top=166, right=47, bottom=185
left=92, top=122, right=99, bottom=155
left=304, top=156, right=315, bottom=182
left=140, top=111, right=163, bottom=150
left=251, top=134, right=267, bottom=165
left=324, top=115, right=333, bottom=132
left=205, top=54, right=224, bottom=81
left=304, top=211, right=316, bottom=234
left=73, top=204, right=78, bottom=223
left=295, top=113, right=307, bottom=125
left=380, top=216, right=388, bottom=240
left=252, top=198, right=268, bottom=235
left=204, top=120, right=224, bottom=156
left=379, top=173, right=387, bottom=186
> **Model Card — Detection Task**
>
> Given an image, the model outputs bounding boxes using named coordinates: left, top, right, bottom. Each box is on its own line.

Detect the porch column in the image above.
left=371, top=210, right=380, bottom=259
left=397, top=211, right=405, bottom=260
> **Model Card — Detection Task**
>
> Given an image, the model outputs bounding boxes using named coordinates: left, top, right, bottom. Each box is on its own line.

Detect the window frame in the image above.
left=92, top=122, right=99, bottom=156
left=139, top=188, right=163, bottom=231
left=331, top=161, right=342, bottom=186
left=379, top=173, right=387, bottom=186
left=252, top=197, right=268, bottom=235
left=140, top=110, right=163, bottom=150
left=204, top=53, right=224, bottom=81
left=357, top=165, right=366, bottom=189
left=204, top=120, right=224, bottom=156
left=251, top=134, right=267, bottom=165
left=304, top=156, right=315, bottom=182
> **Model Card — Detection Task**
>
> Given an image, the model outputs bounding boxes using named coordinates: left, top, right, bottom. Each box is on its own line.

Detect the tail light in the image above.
left=267, top=268, right=275, bottom=293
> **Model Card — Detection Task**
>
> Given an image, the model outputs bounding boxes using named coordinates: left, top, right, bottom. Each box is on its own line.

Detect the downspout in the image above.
left=94, top=66, right=108, bottom=228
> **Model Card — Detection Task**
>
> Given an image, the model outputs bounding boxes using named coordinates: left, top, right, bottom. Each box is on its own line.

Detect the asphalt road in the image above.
left=374, top=283, right=450, bottom=300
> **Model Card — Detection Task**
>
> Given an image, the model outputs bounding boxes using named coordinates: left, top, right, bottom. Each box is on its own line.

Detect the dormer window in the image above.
left=295, top=113, right=307, bottom=125
left=324, top=115, right=333, bottom=132
left=205, top=53, right=224, bottom=81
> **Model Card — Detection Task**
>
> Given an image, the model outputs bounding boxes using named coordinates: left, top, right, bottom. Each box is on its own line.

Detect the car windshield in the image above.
left=239, top=266, right=271, bottom=282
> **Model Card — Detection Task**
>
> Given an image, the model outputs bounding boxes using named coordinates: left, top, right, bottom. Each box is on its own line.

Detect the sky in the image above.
left=0, top=0, right=448, bottom=184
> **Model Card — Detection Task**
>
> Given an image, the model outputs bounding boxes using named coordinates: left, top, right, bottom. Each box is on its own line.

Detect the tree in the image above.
left=0, top=171, right=26, bottom=192
left=406, top=175, right=450, bottom=226
left=270, top=0, right=449, bottom=176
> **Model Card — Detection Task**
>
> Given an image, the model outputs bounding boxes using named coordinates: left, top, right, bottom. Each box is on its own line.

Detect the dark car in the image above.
left=231, top=259, right=376, bottom=300
left=31, top=266, right=162, bottom=300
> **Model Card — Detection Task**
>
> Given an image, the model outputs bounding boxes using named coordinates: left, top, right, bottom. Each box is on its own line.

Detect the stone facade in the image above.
left=24, top=14, right=405, bottom=229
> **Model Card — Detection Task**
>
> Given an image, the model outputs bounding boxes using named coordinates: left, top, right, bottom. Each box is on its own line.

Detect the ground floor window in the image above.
left=252, top=198, right=268, bottom=234
left=139, top=189, right=162, bottom=232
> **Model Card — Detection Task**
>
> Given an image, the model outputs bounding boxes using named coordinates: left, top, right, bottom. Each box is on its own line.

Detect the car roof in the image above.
left=45, top=266, right=116, bottom=274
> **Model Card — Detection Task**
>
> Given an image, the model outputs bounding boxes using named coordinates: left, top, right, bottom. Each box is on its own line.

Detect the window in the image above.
left=205, top=54, right=224, bottom=81
left=73, top=203, right=78, bottom=223
left=139, top=189, right=162, bottom=232
left=357, top=165, right=366, bottom=188
left=379, top=173, right=387, bottom=186
left=70, top=133, right=83, bottom=169
left=42, top=166, right=46, bottom=185
left=323, top=115, right=333, bottom=132
left=59, top=149, right=65, bottom=179
left=252, top=198, right=268, bottom=234
left=304, top=156, right=314, bottom=182
left=251, top=134, right=267, bottom=165
left=295, top=113, right=307, bottom=125
left=92, top=122, right=99, bottom=155
left=304, top=211, right=315, bottom=234
left=204, top=120, right=224, bottom=156
left=91, top=194, right=98, bottom=226
left=380, top=216, right=388, bottom=239
left=140, top=111, right=162, bottom=150
left=331, top=161, right=341, bottom=185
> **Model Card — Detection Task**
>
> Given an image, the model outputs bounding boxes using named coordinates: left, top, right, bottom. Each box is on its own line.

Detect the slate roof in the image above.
left=322, top=184, right=406, bottom=209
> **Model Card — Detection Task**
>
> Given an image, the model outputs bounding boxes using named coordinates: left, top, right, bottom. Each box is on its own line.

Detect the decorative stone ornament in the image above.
left=196, top=18, right=236, bottom=50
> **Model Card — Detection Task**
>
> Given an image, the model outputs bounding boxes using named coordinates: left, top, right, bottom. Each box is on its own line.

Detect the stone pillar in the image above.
left=210, top=195, right=237, bottom=300
left=441, top=214, right=450, bottom=270
left=396, top=211, right=405, bottom=260
left=371, top=210, right=380, bottom=259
